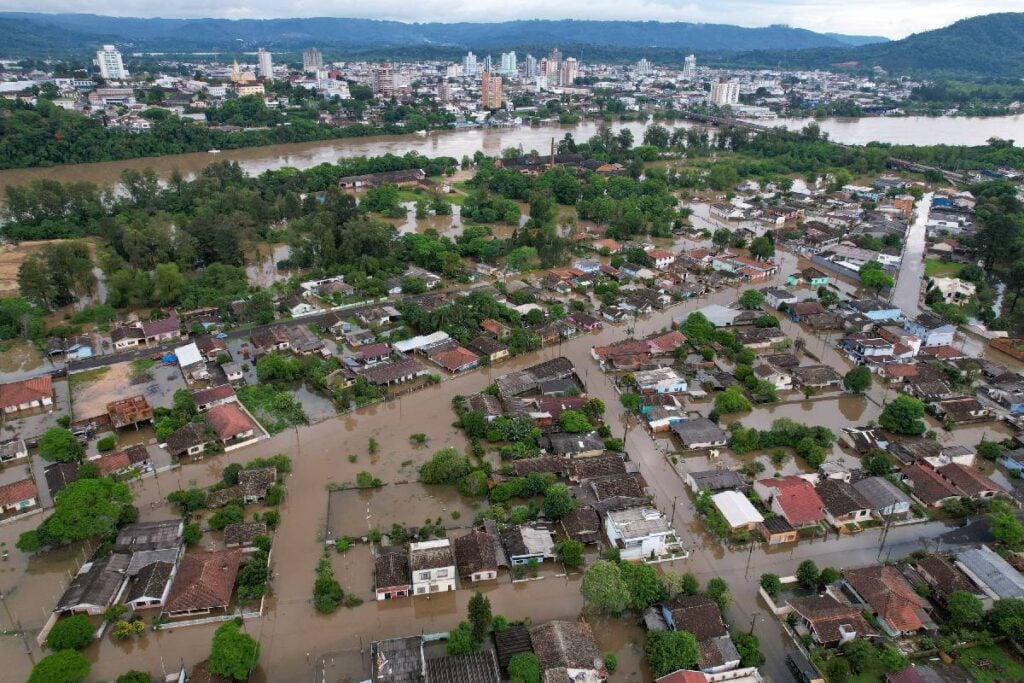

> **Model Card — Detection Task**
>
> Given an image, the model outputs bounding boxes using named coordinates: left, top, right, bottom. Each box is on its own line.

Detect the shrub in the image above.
left=46, top=615, right=95, bottom=650
left=507, top=652, right=540, bottom=683
left=96, top=435, right=117, bottom=452
left=356, top=471, right=383, bottom=488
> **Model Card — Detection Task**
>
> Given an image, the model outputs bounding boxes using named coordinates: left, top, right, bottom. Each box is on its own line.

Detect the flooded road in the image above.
left=764, top=114, right=1024, bottom=148
left=891, top=193, right=931, bottom=316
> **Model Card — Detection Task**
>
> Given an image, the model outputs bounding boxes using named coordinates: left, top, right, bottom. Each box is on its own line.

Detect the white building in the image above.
left=559, top=58, right=579, bottom=87
left=636, top=58, right=652, bottom=75
left=302, top=48, right=323, bottom=73
left=524, top=54, right=538, bottom=78
left=682, top=54, right=697, bottom=79
left=409, top=539, right=456, bottom=595
left=257, top=48, right=273, bottom=80
left=96, top=45, right=128, bottom=80
left=711, top=490, right=765, bottom=531
left=710, top=79, right=740, bottom=106
left=928, top=277, right=976, bottom=305
left=604, top=507, right=673, bottom=561
left=500, top=51, right=517, bottom=76
left=463, top=52, right=477, bottom=77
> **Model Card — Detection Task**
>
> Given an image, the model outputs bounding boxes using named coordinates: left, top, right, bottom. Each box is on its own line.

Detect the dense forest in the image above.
left=0, top=96, right=454, bottom=169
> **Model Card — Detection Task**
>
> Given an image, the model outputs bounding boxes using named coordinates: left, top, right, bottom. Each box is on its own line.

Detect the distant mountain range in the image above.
left=0, top=12, right=1021, bottom=78
left=0, top=13, right=886, bottom=55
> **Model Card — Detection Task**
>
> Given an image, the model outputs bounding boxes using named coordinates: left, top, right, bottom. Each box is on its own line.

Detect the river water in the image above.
left=0, top=114, right=1021, bottom=194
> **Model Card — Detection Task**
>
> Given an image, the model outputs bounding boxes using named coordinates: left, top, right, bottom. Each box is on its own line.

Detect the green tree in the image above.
left=843, top=366, right=872, bottom=393
left=759, top=573, right=782, bottom=597
left=704, top=577, right=731, bottom=609
left=558, top=409, right=592, bottom=433
left=749, top=236, right=775, bottom=260
left=990, top=509, right=1024, bottom=546
left=860, top=261, right=895, bottom=294
left=468, top=591, right=492, bottom=643
left=620, top=392, right=643, bottom=413
left=183, top=522, right=202, bottom=546
left=419, top=447, right=473, bottom=484
left=738, top=289, right=765, bottom=310
left=825, top=657, right=851, bottom=683
left=28, top=650, right=90, bottom=683
left=153, top=262, right=186, bottom=306
left=680, top=312, right=715, bottom=344
left=506, top=246, right=539, bottom=271
left=819, top=567, right=841, bottom=585
left=947, top=590, right=984, bottom=628
left=507, top=652, right=540, bottom=683
left=116, top=672, right=153, bottom=683
left=46, top=615, right=95, bottom=650
left=580, top=560, right=630, bottom=614
left=796, top=560, right=820, bottom=590
left=38, top=428, right=85, bottom=463
left=581, top=398, right=606, bottom=420
left=841, top=639, right=875, bottom=673
left=24, top=477, right=133, bottom=549
left=621, top=561, right=667, bottom=609
left=989, top=597, right=1024, bottom=640
left=644, top=631, right=699, bottom=678
left=208, top=621, right=260, bottom=681
left=977, top=440, right=1002, bottom=461
left=542, top=484, right=575, bottom=520
left=879, top=395, right=926, bottom=435
left=556, top=540, right=585, bottom=568
left=446, top=623, right=477, bottom=655
left=167, top=488, right=208, bottom=514
left=714, top=387, right=752, bottom=415
left=734, top=632, right=765, bottom=667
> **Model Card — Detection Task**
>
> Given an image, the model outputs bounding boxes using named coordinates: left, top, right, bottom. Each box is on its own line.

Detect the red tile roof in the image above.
left=0, top=478, right=37, bottom=507
left=206, top=403, right=257, bottom=440
left=432, top=346, right=479, bottom=372
left=0, top=375, right=52, bottom=409
left=937, top=463, right=1002, bottom=497
left=192, top=384, right=236, bottom=406
left=164, top=549, right=241, bottom=614
left=95, top=452, right=131, bottom=476
left=760, top=476, right=825, bottom=526
left=844, top=565, right=929, bottom=633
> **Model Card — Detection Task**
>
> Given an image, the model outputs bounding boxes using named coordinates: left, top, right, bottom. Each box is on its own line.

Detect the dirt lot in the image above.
left=0, top=240, right=70, bottom=297
left=70, top=360, right=187, bottom=419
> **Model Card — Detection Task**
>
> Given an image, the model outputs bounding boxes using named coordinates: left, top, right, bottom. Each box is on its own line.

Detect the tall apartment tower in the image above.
left=96, top=45, right=127, bottom=80
left=371, top=63, right=396, bottom=98
left=302, top=48, right=323, bottom=73
left=480, top=70, right=503, bottom=109
left=683, top=54, right=697, bottom=79
left=636, top=58, right=651, bottom=75
left=710, top=79, right=740, bottom=106
left=559, top=58, right=579, bottom=87
left=500, top=51, right=517, bottom=76
left=257, top=48, right=273, bottom=80
left=481, top=54, right=493, bottom=74
left=548, top=47, right=562, bottom=72
left=524, top=54, right=538, bottom=79
left=463, top=51, right=478, bottom=77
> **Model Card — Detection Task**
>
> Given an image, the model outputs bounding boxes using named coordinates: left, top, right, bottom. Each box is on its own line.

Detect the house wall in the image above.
left=412, top=566, right=456, bottom=594
left=376, top=585, right=411, bottom=600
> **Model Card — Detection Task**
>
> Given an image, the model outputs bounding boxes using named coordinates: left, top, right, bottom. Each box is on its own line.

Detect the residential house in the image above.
left=846, top=298, right=902, bottom=322
left=901, top=462, right=962, bottom=508
left=0, top=478, right=38, bottom=515
left=928, top=277, right=976, bottom=305
left=0, top=439, right=27, bottom=463
left=357, top=357, right=430, bottom=387
left=111, top=325, right=145, bottom=350
left=761, top=287, right=798, bottom=310
left=560, top=507, right=602, bottom=545
left=223, top=521, right=268, bottom=550
left=852, top=477, right=913, bottom=519
left=124, top=561, right=175, bottom=611
left=480, top=318, right=512, bottom=340
left=904, top=313, right=956, bottom=348
left=635, top=367, right=688, bottom=395
left=933, top=397, right=992, bottom=425
left=758, top=516, right=798, bottom=545
left=55, top=554, right=129, bottom=615
left=936, top=462, right=1003, bottom=500
left=237, top=468, right=277, bottom=504
left=711, top=490, right=764, bottom=531
left=800, top=268, right=829, bottom=287
left=529, top=620, right=605, bottom=680
left=493, top=625, right=534, bottom=672
left=409, top=539, right=456, bottom=594
left=250, top=327, right=290, bottom=354
left=359, top=343, right=392, bottom=366
left=0, top=375, right=54, bottom=414
left=284, top=295, right=317, bottom=317
left=501, top=525, right=556, bottom=566
left=164, top=422, right=211, bottom=459
left=753, top=476, right=825, bottom=529
left=374, top=548, right=412, bottom=601
left=140, top=315, right=182, bottom=345
left=649, top=249, right=677, bottom=269
left=194, top=335, right=228, bottom=361
left=753, top=364, right=792, bottom=391
left=284, top=324, right=325, bottom=355
left=660, top=595, right=740, bottom=674
left=454, top=530, right=500, bottom=582
left=542, top=432, right=605, bottom=458
left=106, top=395, right=154, bottom=429
left=222, top=362, right=244, bottom=383
left=192, top=384, right=237, bottom=412
left=788, top=301, right=828, bottom=322
left=791, top=365, right=843, bottom=390
left=174, top=342, right=210, bottom=383
left=206, top=403, right=259, bottom=448
left=915, top=553, right=987, bottom=608
left=671, top=418, right=729, bottom=450
left=787, top=594, right=877, bottom=647
left=163, top=549, right=242, bottom=617
left=686, top=469, right=745, bottom=493
left=816, top=479, right=874, bottom=529
left=467, top=335, right=510, bottom=364
left=843, top=565, right=935, bottom=636
left=604, top=507, right=674, bottom=561
left=955, top=546, right=1024, bottom=601
left=424, top=652, right=500, bottom=683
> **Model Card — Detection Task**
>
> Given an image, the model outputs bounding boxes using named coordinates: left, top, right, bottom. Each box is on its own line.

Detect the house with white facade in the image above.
left=634, top=367, right=688, bottom=395
left=604, top=507, right=674, bottom=561
left=409, top=539, right=456, bottom=595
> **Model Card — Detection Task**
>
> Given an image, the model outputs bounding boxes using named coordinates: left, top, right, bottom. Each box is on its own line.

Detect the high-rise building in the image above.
left=480, top=70, right=503, bottom=109
left=463, top=52, right=477, bottom=77
left=636, top=58, right=651, bottom=75
left=559, top=57, right=579, bottom=87
left=524, top=54, right=538, bottom=79
left=710, top=79, right=740, bottom=106
left=257, top=48, right=273, bottom=80
left=683, top=54, right=697, bottom=79
left=302, top=48, right=323, bottom=73
left=371, top=63, right=396, bottom=98
left=500, top=51, right=517, bottom=76
left=96, top=44, right=127, bottom=80
left=481, top=55, right=493, bottom=74
left=445, top=63, right=463, bottom=78
left=548, top=47, right=562, bottom=72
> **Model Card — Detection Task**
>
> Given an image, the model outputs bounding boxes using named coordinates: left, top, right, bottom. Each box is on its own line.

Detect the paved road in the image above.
left=890, top=193, right=932, bottom=317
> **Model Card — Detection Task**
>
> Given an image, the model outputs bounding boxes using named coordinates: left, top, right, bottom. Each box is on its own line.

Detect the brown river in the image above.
left=1, top=241, right=1020, bottom=682
left=0, top=115, right=1021, bottom=194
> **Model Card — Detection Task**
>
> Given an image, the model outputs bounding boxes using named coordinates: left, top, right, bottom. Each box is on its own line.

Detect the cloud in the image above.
left=3, top=1, right=1018, bottom=39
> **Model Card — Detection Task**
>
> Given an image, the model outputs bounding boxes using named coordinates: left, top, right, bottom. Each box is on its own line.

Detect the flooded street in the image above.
left=891, top=193, right=931, bottom=316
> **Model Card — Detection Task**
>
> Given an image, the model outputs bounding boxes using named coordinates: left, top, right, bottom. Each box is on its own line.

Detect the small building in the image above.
left=791, top=365, right=843, bottom=389
left=711, top=490, right=764, bottom=531
left=843, top=565, right=935, bottom=636
left=754, top=477, right=825, bottom=529
left=193, top=384, right=237, bottom=412
left=852, top=477, right=913, bottom=519
left=409, top=539, right=456, bottom=595
left=787, top=594, right=876, bottom=647
left=454, top=530, right=499, bottom=582
left=55, top=554, right=129, bottom=615
left=634, top=367, right=688, bottom=395
left=915, top=553, right=987, bottom=608
left=529, top=620, right=605, bottom=680
left=604, top=507, right=673, bottom=561
left=425, top=651, right=500, bottom=683
left=904, top=313, right=957, bottom=348
left=223, top=521, right=268, bottom=550
left=816, top=479, right=874, bottom=529
left=124, top=561, right=175, bottom=611
left=164, top=422, right=211, bottom=459
left=501, top=525, right=555, bottom=566
left=560, top=507, right=602, bottom=545
left=206, top=403, right=259, bottom=448
left=955, top=546, right=1024, bottom=601
left=374, top=548, right=412, bottom=601
left=671, top=418, right=728, bottom=450
left=163, top=549, right=241, bottom=618
left=0, top=375, right=54, bottom=414
left=106, top=395, right=154, bottom=429
left=758, top=515, right=797, bottom=545
left=761, top=287, right=798, bottom=310
left=467, top=335, right=510, bottom=364
left=0, top=439, right=27, bottom=463
left=0, top=478, right=38, bottom=515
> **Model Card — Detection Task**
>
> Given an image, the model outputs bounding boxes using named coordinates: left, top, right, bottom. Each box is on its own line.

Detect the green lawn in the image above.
left=957, top=645, right=1024, bottom=682
left=924, top=258, right=964, bottom=278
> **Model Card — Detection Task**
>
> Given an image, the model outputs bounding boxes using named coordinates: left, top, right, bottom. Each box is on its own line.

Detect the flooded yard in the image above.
left=70, top=360, right=186, bottom=418
left=326, top=483, right=480, bottom=542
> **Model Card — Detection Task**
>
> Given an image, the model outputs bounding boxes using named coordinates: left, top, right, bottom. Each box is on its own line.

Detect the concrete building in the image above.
left=371, top=63, right=395, bottom=98
left=409, top=539, right=456, bottom=595
left=710, top=79, right=740, bottom=106
left=682, top=54, right=697, bottom=79
left=96, top=45, right=127, bottom=80
left=481, top=70, right=503, bottom=109
left=302, top=48, right=323, bottom=73
left=500, top=51, right=517, bottom=76
left=257, top=48, right=273, bottom=80
left=559, top=57, right=579, bottom=87
left=524, top=54, right=537, bottom=78
left=463, top=51, right=477, bottom=77
left=604, top=506, right=673, bottom=561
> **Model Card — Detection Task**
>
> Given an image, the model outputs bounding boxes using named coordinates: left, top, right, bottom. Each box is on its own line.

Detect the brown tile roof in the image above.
left=164, top=549, right=241, bottom=614
left=662, top=595, right=727, bottom=642
left=560, top=507, right=601, bottom=544
left=223, top=521, right=267, bottom=547
left=529, top=620, right=603, bottom=673
left=374, top=548, right=410, bottom=589
left=431, top=346, right=479, bottom=372
left=238, top=467, right=276, bottom=497
left=758, top=476, right=825, bottom=526
left=94, top=451, right=132, bottom=476
left=936, top=463, right=1002, bottom=497
left=192, top=384, right=236, bottom=406
left=0, top=375, right=52, bottom=409
left=409, top=541, right=454, bottom=572
left=903, top=462, right=960, bottom=505
left=164, top=422, right=210, bottom=456
left=0, top=478, right=37, bottom=507
left=916, top=553, right=977, bottom=601
left=454, top=531, right=498, bottom=578
left=141, top=315, right=180, bottom=337
left=788, top=594, right=876, bottom=644
left=570, top=454, right=626, bottom=480
left=588, top=473, right=644, bottom=500
left=511, top=456, right=564, bottom=476
left=126, top=560, right=173, bottom=603
left=206, top=403, right=257, bottom=440
left=844, top=564, right=930, bottom=632
left=493, top=624, right=533, bottom=669
left=817, top=479, right=872, bottom=517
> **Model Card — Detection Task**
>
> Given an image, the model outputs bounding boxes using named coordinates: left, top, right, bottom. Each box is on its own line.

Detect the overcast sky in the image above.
left=2, top=1, right=1017, bottom=39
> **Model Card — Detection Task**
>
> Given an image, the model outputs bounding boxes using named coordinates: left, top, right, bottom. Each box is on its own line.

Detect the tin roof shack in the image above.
left=711, top=490, right=764, bottom=531
left=425, top=651, right=500, bottom=683
left=604, top=506, right=673, bottom=561
left=686, top=469, right=745, bottom=493
left=372, top=635, right=425, bottom=683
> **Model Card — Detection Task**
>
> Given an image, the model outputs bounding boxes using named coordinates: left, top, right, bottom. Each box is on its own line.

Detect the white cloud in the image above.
left=5, top=1, right=1019, bottom=39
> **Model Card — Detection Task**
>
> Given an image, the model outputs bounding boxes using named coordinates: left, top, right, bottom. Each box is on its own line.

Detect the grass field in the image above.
left=957, top=645, right=1024, bottom=682
left=924, top=258, right=964, bottom=278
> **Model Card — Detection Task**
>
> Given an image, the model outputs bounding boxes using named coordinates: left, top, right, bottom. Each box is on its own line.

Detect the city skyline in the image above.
left=0, top=3, right=1020, bottom=39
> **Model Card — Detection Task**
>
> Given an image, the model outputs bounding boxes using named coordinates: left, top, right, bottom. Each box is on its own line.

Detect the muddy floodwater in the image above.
left=1, top=245, right=1022, bottom=682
